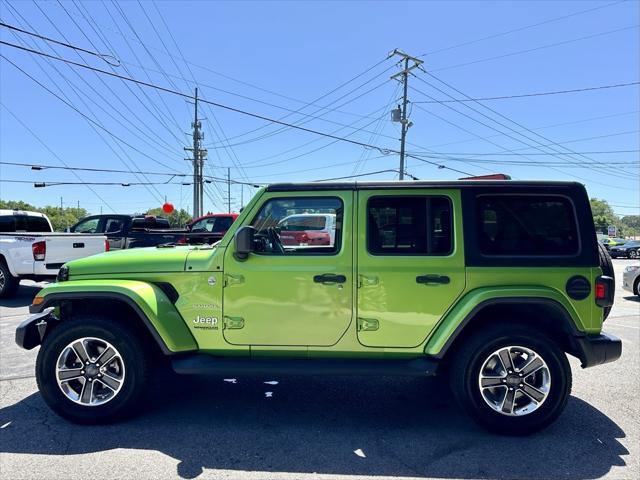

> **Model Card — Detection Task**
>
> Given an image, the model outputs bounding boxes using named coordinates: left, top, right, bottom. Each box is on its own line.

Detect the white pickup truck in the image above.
left=0, top=210, right=107, bottom=298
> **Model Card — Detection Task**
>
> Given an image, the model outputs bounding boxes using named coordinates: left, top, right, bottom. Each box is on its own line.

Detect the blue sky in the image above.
left=1, top=0, right=638, bottom=217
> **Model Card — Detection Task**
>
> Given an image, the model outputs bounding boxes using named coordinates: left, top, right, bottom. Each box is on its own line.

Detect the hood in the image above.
left=66, top=246, right=192, bottom=277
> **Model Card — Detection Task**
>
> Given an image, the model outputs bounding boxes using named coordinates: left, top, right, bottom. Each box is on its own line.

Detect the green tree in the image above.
left=146, top=208, right=192, bottom=228
left=620, top=215, right=640, bottom=237
left=590, top=198, right=620, bottom=235
left=0, top=199, right=88, bottom=231
left=0, top=199, right=37, bottom=211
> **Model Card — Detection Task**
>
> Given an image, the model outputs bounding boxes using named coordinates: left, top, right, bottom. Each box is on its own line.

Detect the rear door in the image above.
left=103, top=216, right=128, bottom=250
left=356, top=189, right=466, bottom=347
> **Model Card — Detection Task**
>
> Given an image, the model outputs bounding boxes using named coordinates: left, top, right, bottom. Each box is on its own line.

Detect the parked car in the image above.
left=622, top=265, right=640, bottom=297
left=70, top=214, right=227, bottom=250
left=187, top=213, right=238, bottom=244
left=18, top=180, right=620, bottom=435
left=609, top=240, right=640, bottom=259
left=277, top=213, right=336, bottom=247
left=0, top=210, right=106, bottom=298
left=598, top=236, right=626, bottom=250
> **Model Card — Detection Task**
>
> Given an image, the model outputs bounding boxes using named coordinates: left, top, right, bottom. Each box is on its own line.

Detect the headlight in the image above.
left=624, top=265, right=640, bottom=273
left=56, top=265, right=69, bottom=282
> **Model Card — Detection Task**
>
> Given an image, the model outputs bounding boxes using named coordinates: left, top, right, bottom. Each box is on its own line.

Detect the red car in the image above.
left=277, top=213, right=336, bottom=247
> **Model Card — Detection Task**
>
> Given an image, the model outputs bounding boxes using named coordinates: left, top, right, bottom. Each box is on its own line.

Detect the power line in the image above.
left=7, top=1, right=183, bottom=164
left=58, top=0, right=188, bottom=154
left=1, top=5, right=171, bottom=202
left=0, top=103, right=116, bottom=212
left=0, top=40, right=474, bottom=176
left=0, top=160, right=264, bottom=186
left=419, top=71, right=640, bottom=181
left=419, top=0, right=625, bottom=57
left=0, top=20, right=119, bottom=66
left=412, top=110, right=639, bottom=150
left=107, top=0, right=187, bottom=134
left=410, top=78, right=637, bottom=183
left=0, top=161, right=176, bottom=175
left=412, top=81, right=640, bottom=103
left=0, top=53, right=180, bottom=174
left=313, top=169, right=407, bottom=182
left=431, top=24, right=639, bottom=72
left=94, top=0, right=188, bottom=146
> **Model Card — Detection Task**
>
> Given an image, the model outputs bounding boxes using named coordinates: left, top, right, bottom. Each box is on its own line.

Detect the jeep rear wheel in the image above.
left=449, top=325, right=571, bottom=435
left=36, top=315, right=151, bottom=424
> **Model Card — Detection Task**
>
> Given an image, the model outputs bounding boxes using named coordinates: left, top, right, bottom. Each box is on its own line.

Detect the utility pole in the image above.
left=389, top=49, right=423, bottom=180
left=227, top=167, right=231, bottom=214
left=184, top=88, right=207, bottom=218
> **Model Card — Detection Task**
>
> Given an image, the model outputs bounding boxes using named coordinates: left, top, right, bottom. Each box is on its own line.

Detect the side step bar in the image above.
left=172, top=355, right=439, bottom=377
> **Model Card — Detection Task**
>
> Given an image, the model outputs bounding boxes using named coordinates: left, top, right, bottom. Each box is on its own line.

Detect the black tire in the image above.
left=449, top=324, right=572, bottom=435
left=36, top=315, right=152, bottom=424
left=629, top=249, right=638, bottom=260
left=0, top=260, right=20, bottom=299
left=597, top=243, right=615, bottom=320
left=634, top=277, right=640, bottom=297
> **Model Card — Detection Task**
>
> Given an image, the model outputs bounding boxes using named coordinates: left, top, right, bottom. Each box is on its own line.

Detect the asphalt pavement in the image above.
left=0, top=261, right=638, bottom=480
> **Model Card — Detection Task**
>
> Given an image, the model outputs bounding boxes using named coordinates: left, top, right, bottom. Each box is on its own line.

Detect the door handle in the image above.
left=416, top=274, right=450, bottom=285
left=313, top=273, right=347, bottom=284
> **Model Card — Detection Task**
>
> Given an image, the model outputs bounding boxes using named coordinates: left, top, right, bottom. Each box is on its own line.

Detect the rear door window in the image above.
left=104, top=218, right=125, bottom=233
left=367, top=196, right=453, bottom=255
left=477, top=195, right=579, bottom=256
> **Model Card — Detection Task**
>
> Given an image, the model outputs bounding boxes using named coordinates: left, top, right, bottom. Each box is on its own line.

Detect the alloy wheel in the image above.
left=55, top=337, right=125, bottom=406
left=478, top=345, right=551, bottom=416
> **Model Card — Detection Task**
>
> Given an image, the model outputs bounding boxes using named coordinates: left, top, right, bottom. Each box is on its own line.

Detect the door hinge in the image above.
left=357, top=274, right=379, bottom=288
left=357, top=317, right=379, bottom=332
left=224, top=274, right=245, bottom=287
left=223, top=316, right=245, bottom=329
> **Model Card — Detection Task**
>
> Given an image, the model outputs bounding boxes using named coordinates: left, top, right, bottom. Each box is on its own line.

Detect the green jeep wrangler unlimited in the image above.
left=16, top=180, right=621, bottom=434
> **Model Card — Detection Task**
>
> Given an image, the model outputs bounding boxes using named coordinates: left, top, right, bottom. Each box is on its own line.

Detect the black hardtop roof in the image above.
left=265, top=180, right=584, bottom=192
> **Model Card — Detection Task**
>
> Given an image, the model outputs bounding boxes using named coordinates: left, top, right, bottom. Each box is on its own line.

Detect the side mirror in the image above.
left=234, top=226, right=255, bottom=261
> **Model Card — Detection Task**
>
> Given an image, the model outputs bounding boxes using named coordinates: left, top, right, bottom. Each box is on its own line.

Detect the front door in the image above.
left=223, top=192, right=353, bottom=347
left=356, top=190, right=466, bottom=348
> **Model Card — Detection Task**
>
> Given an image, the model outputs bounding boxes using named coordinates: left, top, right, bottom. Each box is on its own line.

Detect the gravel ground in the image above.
left=0, top=260, right=638, bottom=480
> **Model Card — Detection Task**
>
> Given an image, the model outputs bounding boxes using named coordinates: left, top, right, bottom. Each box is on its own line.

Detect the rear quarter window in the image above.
left=477, top=195, right=579, bottom=256
left=26, top=216, right=51, bottom=232
left=0, top=216, right=16, bottom=232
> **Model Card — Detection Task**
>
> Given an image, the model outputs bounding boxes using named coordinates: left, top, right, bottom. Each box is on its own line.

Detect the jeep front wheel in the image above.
left=449, top=325, right=571, bottom=435
left=36, top=315, right=151, bottom=424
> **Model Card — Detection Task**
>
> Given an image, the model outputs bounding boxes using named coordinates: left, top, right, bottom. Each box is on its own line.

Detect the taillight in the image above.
left=105, top=239, right=110, bottom=252
left=32, top=241, right=46, bottom=261
left=595, top=276, right=614, bottom=309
